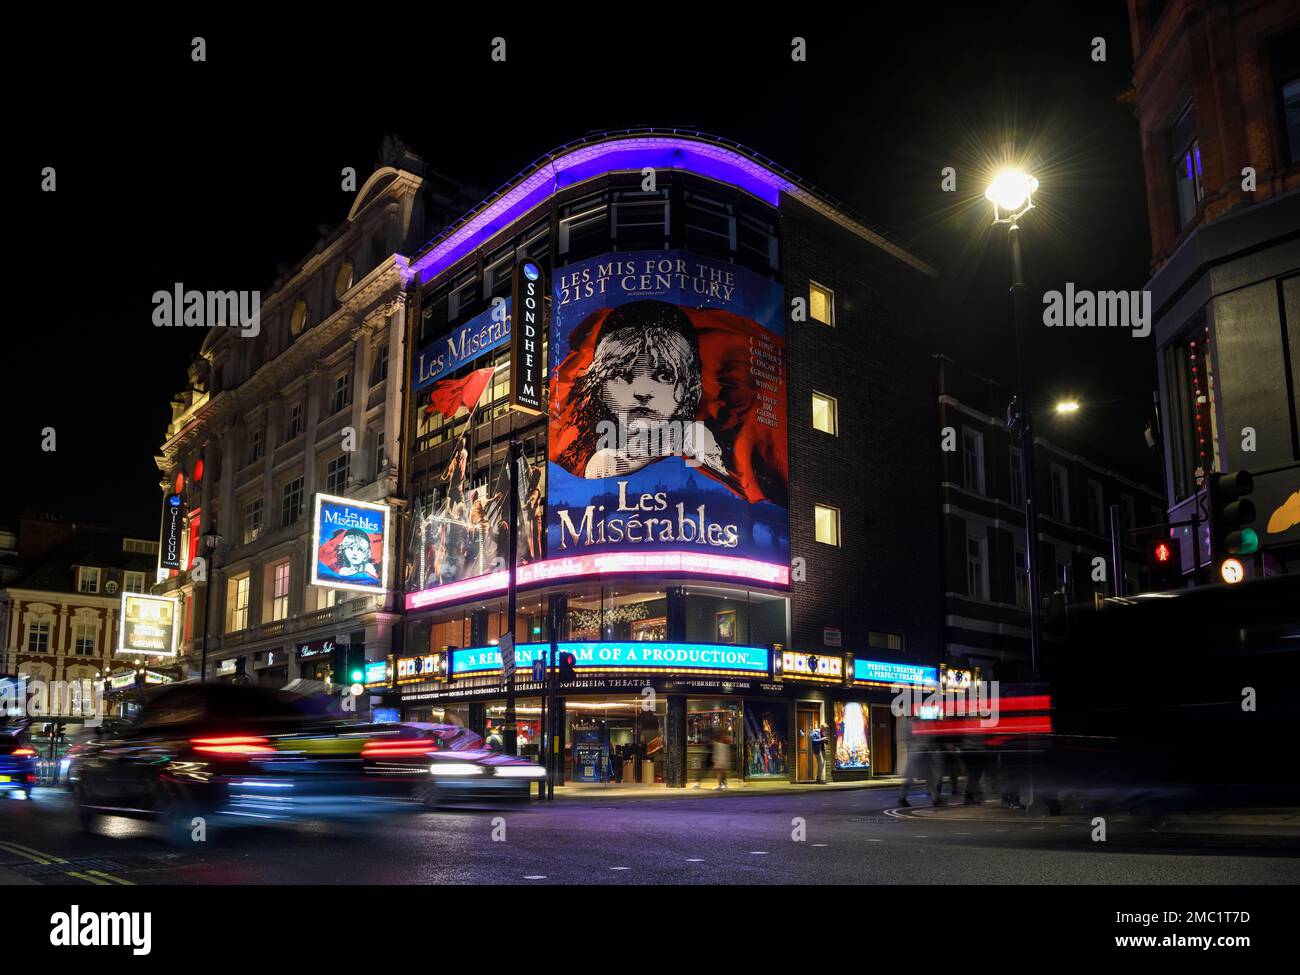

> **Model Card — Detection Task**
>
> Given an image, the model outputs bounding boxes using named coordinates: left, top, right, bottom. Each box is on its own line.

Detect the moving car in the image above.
left=70, top=683, right=401, bottom=839
left=0, top=731, right=37, bottom=799
left=362, top=722, right=546, bottom=806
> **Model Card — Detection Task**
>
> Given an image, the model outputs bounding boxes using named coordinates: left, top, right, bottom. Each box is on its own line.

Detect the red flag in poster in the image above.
left=425, top=366, right=495, bottom=418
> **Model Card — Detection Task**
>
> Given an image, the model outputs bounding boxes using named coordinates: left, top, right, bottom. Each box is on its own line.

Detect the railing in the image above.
left=213, top=596, right=374, bottom=650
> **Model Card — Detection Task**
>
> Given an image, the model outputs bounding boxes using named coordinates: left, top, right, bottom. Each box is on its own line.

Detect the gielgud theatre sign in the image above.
left=547, top=250, right=789, bottom=570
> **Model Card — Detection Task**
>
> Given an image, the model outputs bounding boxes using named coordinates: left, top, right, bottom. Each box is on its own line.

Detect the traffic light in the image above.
left=344, top=644, right=366, bottom=685
left=558, top=651, right=577, bottom=683
left=1207, top=470, right=1258, bottom=559
left=1145, top=535, right=1181, bottom=588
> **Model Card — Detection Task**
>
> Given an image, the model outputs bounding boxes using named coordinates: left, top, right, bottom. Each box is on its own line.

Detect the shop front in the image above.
left=384, top=640, right=931, bottom=789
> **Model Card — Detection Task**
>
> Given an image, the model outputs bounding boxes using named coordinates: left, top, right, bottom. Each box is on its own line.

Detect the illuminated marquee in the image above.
left=778, top=650, right=843, bottom=682
left=852, top=658, right=938, bottom=688
left=451, top=641, right=770, bottom=678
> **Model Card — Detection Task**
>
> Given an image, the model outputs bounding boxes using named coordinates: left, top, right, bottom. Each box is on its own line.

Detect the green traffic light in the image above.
left=351, top=670, right=364, bottom=683
left=1235, top=528, right=1259, bottom=556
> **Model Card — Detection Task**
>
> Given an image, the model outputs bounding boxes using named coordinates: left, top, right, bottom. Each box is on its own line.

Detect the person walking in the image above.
left=712, top=730, right=731, bottom=790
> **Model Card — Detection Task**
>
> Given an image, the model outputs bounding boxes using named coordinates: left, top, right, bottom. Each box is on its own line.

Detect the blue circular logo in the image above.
left=168, top=495, right=182, bottom=507
left=523, top=262, right=540, bottom=282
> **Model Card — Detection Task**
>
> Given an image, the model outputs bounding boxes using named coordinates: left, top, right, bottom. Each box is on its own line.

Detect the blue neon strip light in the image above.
left=450, top=641, right=770, bottom=676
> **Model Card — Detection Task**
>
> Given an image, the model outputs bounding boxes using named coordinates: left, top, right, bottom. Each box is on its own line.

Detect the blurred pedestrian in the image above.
left=712, top=730, right=731, bottom=790
left=897, top=717, right=940, bottom=807
left=810, top=724, right=827, bottom=783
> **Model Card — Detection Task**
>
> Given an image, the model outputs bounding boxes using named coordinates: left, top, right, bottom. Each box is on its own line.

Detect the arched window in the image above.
left=290, top=298, right=309, bottom=337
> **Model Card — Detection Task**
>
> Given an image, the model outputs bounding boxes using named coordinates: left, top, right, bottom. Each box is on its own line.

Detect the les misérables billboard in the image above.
left=548, top=250, right=789, bottom=571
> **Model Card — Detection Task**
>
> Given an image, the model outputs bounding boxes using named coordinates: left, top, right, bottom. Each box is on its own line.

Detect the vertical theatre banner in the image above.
left=548, top=250, right=788, bottom=569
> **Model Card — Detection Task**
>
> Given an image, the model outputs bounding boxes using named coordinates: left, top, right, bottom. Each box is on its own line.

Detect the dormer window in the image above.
left=290, top=299, right=309, bottom=337
left=78, top=567, right=101, bottom=594
left=335, top=260, right=355, bottom=300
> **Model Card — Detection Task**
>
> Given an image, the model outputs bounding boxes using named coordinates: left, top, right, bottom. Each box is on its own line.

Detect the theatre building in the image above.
left=389, top=130, right=944, bottom=786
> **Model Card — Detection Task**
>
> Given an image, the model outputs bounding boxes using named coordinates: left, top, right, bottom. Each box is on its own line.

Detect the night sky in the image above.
left=10, top=3, right=1159, bottom=535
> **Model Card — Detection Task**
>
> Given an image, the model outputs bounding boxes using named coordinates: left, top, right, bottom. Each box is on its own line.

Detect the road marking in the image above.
left=686, top=858, right=705, bottom=862
left=749, top=851, right=768, bottom=855
left=86, top=869, right=135, bottom=886
left=0, top=842, right=52, bottom=865
left=523, top=875, right=547, bottom=880
left=0, top=840, right=66, bottom=864
left=65, top=871, right=113, bottom=886
left=610, top=866, right=630, bottom=871
left=811, top=843, right=828, bottom=847
left=866, top=838, right=883, bottom=842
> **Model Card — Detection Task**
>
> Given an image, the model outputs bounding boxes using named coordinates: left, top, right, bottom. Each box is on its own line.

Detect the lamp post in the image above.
left=199, top=527, right=222, bottom=682
left=985, top=169, right=1042, bottom=680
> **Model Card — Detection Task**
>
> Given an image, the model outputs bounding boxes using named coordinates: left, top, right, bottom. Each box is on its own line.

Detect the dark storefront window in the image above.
left=1169, top=103, right=1203, bottom=231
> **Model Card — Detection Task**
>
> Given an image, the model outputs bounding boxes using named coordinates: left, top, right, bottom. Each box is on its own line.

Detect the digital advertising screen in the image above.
left=311, top=494, right=390, bottom=592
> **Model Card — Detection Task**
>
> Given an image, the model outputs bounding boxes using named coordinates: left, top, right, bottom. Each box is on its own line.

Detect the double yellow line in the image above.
left=0, top=840, right=135, bottom=885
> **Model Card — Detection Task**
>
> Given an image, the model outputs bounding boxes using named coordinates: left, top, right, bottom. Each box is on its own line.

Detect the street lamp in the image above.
left=987, top=166, right=1043, bottom=680
left=199, top=527, right=222, bottom=682
left=1054, top=400, right=1080, bottom=415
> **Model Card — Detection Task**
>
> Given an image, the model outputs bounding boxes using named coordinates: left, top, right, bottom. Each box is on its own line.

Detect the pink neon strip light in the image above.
left=405, top=551, right=789, bottom=611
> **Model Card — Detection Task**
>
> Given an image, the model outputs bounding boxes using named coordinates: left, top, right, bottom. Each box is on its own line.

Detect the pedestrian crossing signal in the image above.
left=558, top=652, right=577, bottom=682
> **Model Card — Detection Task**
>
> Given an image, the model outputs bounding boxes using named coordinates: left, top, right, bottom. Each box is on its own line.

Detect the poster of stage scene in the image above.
left=834, top=701, right=871, bottom=770
left=406, top=369, right=545, bottom=591
left=743, top=704, right=788, bottom=778
left=548, top=251, right=788, bottom=568
left=312, top=495, right=390, bottom=592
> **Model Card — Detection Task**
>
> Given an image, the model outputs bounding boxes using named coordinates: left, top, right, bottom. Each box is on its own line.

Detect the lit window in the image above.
left=811, top=392, right=838, bottom=436
left=814, top=504, right=841, bottom=546
left=1169, top=103, right=1204, bottom=231
left=227, top=574, right=251, bottom=633
left=270, top=561, right=291, bottom=622
left=809, top=282, right=834, bottom=326
left=335, top=260, right=355, bottom=300
left=78, top=567, right=100, bottom=594
left=290, top=299, right=308, bottom=337
left=124, top=571, right=147, bottom=594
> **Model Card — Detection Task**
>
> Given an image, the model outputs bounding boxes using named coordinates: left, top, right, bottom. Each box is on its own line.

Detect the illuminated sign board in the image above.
left=108, top=670, right=138, bottom=690
left=509, top=260, right=545, bottom=414
left=311, top=494, right=390, bottom=593
left=413, top=299, right=512, bottom=391
left=395, top=652, right=446, bottom=685
left=852, top=658, right=938, bottom=687
left=297, top=639, right=336, bottom=659
left=118, top=593, right=179, bottom=657
left=778, top=650, right=843, bottom=682
left=160, top=494, right=184, bottom=570
left=364, top=659, right=390, bottom=687
left=451, top=641, right=770, bottom=678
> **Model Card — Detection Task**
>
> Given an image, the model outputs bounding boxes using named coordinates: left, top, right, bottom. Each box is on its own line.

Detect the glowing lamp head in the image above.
left=1054, top=400, right=1080, bottom=415
left=986, top=170, right=1039, bottom=213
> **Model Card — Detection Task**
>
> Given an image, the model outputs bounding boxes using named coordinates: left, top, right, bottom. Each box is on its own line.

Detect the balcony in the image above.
left=213, top=595, right=374, bottom=651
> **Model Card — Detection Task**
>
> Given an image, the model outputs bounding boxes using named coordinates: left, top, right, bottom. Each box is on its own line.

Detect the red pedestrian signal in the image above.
left=1145, top=536, right=1181, bottom=589
left=558, top=651, right=577, bottom=683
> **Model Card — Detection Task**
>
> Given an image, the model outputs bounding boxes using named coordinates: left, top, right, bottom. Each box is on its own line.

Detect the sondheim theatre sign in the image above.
left=509, top=259, right=545, bottom=414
